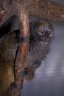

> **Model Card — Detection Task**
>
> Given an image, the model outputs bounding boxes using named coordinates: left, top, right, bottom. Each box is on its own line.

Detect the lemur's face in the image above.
left=24, top=18, right=54, bottom=80
left=0, top=17, right=54, bottom=80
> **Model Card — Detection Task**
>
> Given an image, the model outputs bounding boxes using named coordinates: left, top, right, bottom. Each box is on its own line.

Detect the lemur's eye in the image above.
left=35, top=21, right=53, bottom=38
left=37, top=25, right=46, bottom=36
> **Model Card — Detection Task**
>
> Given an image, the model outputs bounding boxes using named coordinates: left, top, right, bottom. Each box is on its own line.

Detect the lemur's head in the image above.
left=0, top=16, right=54, bottom=81
left=24, top=18, right=54, bottom=80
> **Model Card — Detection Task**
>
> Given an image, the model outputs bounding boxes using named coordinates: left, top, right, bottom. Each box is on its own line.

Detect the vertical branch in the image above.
left=12, top=8, right=29, bottom=96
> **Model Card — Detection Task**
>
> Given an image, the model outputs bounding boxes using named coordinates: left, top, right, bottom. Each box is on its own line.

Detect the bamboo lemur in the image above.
left=0, top=16, right=54, bottom=95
